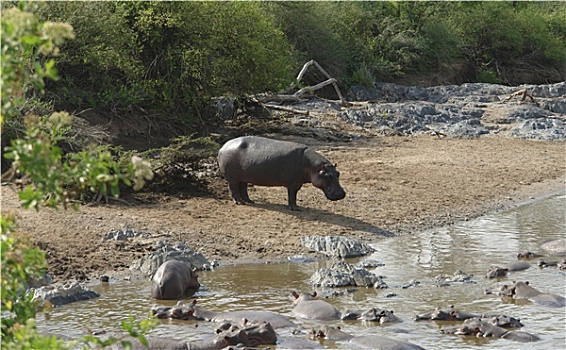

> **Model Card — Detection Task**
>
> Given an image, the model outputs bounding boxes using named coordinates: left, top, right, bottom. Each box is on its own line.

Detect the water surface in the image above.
left=37, top=193, right=566, bottom=349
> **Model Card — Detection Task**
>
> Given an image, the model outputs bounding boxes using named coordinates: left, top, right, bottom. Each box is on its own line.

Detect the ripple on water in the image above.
left=36, top=193, right=566, bottom=350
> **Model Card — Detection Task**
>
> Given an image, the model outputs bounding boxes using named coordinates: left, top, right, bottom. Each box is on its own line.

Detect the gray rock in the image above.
left=300, top=235, right=375, bottom=258
left=103, top=227, right=146, bottom=241
left=30, top=282, right=100, bottom=307
left=342, top=82, right=566, bottom=140
left=309, top=261, right=385, bottom=288
left=130, top=242, right=213, bottom=278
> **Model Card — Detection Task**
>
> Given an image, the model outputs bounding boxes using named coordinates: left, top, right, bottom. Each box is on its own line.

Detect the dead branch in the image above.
left=255, top=60, right=348, bottom=107
left=261, top=104, right=309, bottom=115
left=501, top=89, right=537, bottom=103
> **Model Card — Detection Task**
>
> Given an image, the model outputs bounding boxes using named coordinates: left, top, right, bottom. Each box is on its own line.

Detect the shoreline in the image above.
left=2, top=136, right=565, bottom=284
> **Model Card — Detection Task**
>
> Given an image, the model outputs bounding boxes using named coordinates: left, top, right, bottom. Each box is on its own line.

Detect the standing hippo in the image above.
left=151, top=260, right=200, bottom=300
left=217, top=136, right=346, bottom=210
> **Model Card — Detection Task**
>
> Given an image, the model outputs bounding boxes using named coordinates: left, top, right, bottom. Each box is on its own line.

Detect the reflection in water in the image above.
left=37, top=194, right=566, bottom=349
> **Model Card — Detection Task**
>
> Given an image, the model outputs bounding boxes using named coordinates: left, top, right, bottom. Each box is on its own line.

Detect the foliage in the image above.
left=1, top=4, right=156, bottom=349
left=32, top=1, right=297, bottom=120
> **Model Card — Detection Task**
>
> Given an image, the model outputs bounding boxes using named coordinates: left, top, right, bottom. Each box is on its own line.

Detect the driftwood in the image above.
left=501, top=89, right=537, bottom=103
left=256, top=60, right=348, bottom=108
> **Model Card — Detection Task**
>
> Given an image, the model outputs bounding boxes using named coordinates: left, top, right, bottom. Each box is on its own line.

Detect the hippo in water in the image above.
left=152, top=300, right=297, bottom=329
left=309, top=326, right=426, bottom=350
left=497, top=281, right=566, bottom=308
left=441, top=317, right=540, bottom=342
left=217, top=136, right=346, bottom=210
left=150, top=260, right=200, bottom=300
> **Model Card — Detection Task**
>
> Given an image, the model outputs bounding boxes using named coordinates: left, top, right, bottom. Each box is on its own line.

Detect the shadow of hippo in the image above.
left=441, top=317, right=540, bottom=342
left=152, top=300, right=296, bottom=329
left=498, top=281, right=566, bottom=308
left=309, top=325, right=426, bottom=350
left=150, top=259, right=200, bottom=300
left=290, top=291, right=401, bottom=324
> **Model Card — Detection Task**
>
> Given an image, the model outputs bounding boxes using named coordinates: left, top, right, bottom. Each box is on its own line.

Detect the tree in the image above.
left=1, top=4, right=155, bottom=349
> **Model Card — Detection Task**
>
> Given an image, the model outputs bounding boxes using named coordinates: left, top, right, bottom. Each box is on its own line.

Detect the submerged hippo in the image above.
left=485, top=261, right=531, bottom=279
left=414, top=305, right=523, bottom=327
left=111, top=318, right=277, bottom=350
left=310, top=326, right=426, bottom=350
left=150, top=260, right=200, bottom=300
left=498, top=281, right=566, bottom=308
left=217, top=136, right=346, bottom=210
left=441, top=317, right=540, bottom=342
left=152, top=300, right=296, bottom=329
left=342, top=307, right=402, bottom=324
left=290, top=291, right=342, bottom=320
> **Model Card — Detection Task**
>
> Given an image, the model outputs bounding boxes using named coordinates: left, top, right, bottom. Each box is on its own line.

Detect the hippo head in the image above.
left=311, top=164, right=346, bottom=201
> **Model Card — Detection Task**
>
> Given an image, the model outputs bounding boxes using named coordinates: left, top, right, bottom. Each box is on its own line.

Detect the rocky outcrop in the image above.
left=130, top=242, right=215, bottom=278
left=309, top=261, right=387, bottom=288
left=30, top=281, right=100, bottom=307
left=343, top=82, right=565, bottom=140
left=300, top=235, right=375, bottom=258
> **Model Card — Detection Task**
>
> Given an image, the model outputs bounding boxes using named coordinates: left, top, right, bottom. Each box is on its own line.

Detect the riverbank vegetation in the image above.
left=17, top=1, right=566, bottom=127
left=1, top=2, right=565, bottom=348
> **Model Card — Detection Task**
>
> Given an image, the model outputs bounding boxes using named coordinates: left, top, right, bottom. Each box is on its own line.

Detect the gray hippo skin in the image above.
left=310, top=326, right=426, bottom=350
left=151, top=260, right=200, bottom=300
left=342, top=307, right=402, bottom=324
left=111, top=319, right=276, bottom=350
left=499, top=281, right=566, bottom=307
left=414, top=305, right=523, bottom=327
left=290, top=291, right=341, bottom=320
left=217, top=136, right=346, bottom=210
left=152, top=300, right=296, bottom=329
left=441, top=317, right=539, bottom=342
left=486, top=261, right=531, bottom=278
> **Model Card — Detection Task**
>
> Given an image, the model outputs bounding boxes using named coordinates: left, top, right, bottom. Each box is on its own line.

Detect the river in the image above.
left=37, top=193, right=566, bottom=349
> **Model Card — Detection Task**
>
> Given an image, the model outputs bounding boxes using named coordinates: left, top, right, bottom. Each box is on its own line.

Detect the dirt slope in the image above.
left=1, top=135, right=565, bottom=283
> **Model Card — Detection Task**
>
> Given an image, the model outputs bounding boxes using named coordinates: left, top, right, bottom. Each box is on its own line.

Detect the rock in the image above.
left=434, top=270, right=475, bottom=287
left=300, top=235, right=375, bottom=258
left=103, top=227, right=147, bottom=241
left=356, top=259, right=385, bottom=268
left=309, top=261, right=386, bottom=288
left=341, top=81, right=566, bottom=140
left=130, top=242, right=214, bottom=278
left=30, top=281, right=100, bottom=307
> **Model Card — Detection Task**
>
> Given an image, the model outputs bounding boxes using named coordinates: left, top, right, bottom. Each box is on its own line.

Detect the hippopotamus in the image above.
left=441, top=317, right=540, bottom=342
left=485, top=261, right=531, bottom=278
left=217, top=136, right=346, bottom=210
left=152, top=300, right=296, bottom=329
left=290, top=291, right=342, bottom=320
left=342, top=307, right=402, bottom=324
left=150, top=260, right=200, bottom=300
left=540, top=238, right=566, bottom=254
left=110, top=318, right=277, bottom=350
left=498, top=281, right=566, bottom=308
left=309, top=326, right=426, bottom=350
left=414, top=305, right=523, bottom=327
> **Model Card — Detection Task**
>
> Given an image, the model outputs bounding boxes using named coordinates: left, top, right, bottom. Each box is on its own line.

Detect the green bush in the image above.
left=1, top=4, right=156, bottom=349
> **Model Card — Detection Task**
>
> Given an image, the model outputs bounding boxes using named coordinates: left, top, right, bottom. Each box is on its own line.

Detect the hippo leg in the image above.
left=228, top=181, right=245, bottom=204
left=287, top=183, right=303, bottom=211
left=239, top=182, right=254, bottom=204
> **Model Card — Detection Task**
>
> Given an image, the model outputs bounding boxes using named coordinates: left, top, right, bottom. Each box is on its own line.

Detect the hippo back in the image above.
left=151, top=260, right=200, bottom=300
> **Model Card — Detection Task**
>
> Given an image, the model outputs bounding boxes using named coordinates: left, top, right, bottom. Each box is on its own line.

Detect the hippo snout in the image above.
left=325, top=187, right=346, bottom=201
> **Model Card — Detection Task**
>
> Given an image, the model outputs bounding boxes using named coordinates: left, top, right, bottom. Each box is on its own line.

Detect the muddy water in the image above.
left=37, top=193, right=566, bottom=349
